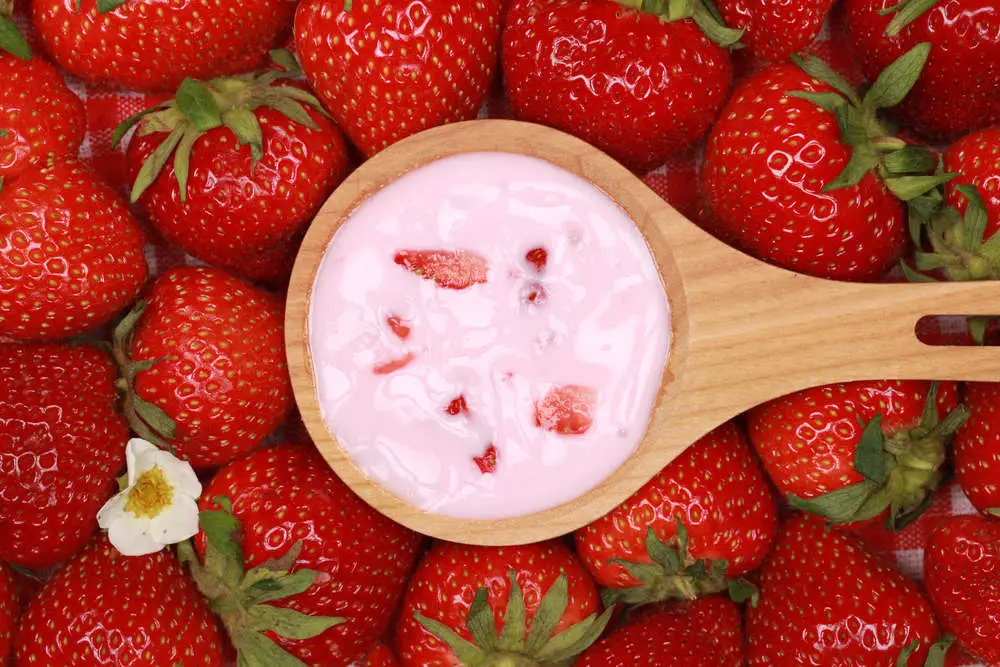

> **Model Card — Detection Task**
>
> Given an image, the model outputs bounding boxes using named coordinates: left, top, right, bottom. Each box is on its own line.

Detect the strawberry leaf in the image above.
left=882, top=145, right=937, bottom=175
left=923, top=635, right=955, bottom=667
left=955, top=184, right=989, bottom=251
left=690, top=0, right=744, bottom=48
left=241, top=570, right=320, bottom=606
left=727, top=578, right=759, bottom=607
left=414, top=613, right=488, bottom=665
left=96, top=0, right=127, bottom=13
left=221, top=108, right=264, bottom=169
left=246, top=605, right=344, bottom=640
left=968, top=316, right=990, bottom=345
left=176, top=79, right=223, bottom=132
left=132, top=394, right=177, bottom=440
left=854, top=415, right=888, bottom=484
left=883, top=173, right=956, bottom=201
left=465, top=588, right=499, bottom=651
left=792, top=53, right=860, bottom=106
left=131, top=125, right=185, bottom=202
left=172, top=127, right=199, bottom=205
left=524, top=574, right=569, bottom=654
left=269, top=49, right=300, bottom=74
left=0, top=15, right=31, bottom=60
left=534, top=606, right=615, bottom=663
left=497, top=570, right=527, bottom=652
left=987, top=508, right=1000, bottom=517
left=786, top=91, right=846, bottom=114
left=238, top=630, right=309, bottom=667
left=861, top=42, right=931, bottom=112
left=882, top=0, right=942, bottom=37
left=825, top=146, right=879, bottom=191
left=896, top=640, right=919, bottom=667
left=788, top=479, right=881, bottom=523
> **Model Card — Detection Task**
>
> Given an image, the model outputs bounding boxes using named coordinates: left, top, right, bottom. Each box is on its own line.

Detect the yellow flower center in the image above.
left=124, top=467, right=174, bottom=519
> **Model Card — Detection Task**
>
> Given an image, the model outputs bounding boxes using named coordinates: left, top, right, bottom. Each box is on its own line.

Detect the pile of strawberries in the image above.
left=1, top=0, right=999, bottom=665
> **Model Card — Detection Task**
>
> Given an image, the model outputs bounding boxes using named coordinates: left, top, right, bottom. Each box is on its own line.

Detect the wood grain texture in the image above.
left=286, top=119, right=1000, bottom=545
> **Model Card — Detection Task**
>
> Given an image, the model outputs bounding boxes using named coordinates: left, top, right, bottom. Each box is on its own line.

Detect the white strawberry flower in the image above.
left=97, top=438, right=202, bottom=557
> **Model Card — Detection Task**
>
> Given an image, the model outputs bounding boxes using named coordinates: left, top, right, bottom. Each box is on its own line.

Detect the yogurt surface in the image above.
left=309, top=152, right=671, bottom=519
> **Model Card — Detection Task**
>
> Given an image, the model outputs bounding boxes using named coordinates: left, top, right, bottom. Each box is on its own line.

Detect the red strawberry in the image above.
left=535, top=385, right=597, bottom=436
left=944, top=126, right=1000, bottom=230
left=124, top=62, right=349, bottom=284
left=954, top=382, right=1000, bottom=515
left=924, top=515, right=1000, bottom=665
left=700, top=47, right=948, bottom=281
left=0, top=563, right=14, bottom=666
left=0, top=343, right=127, bottom=569
left=31, top=0, right=295, bottom=91
left=575, top=421, right=777, bottom=603
left=396, top=540, right=612, bottom=666
left=576, top=595, right=744, bottom=666
left=0, top=53, right=84, bottom=179
left=747, top=380, right=962, bottom=530
left=189, top=444, right=423, bottom=667
left=716, top=0, right=835, bottom=65
left=843, top=0, right=1000, bottom=139
left=747, top=513, right=950, bottom=666
left=393, top=250, right=489, bottom=289
left=0, top=158, right=148, bottom=340
left=14, top=534, right=225, bottom=666
left=355, top=641, right=402, bottom=667
left=117, top=266, right=293, bottom=469
left=295, top=0, right=502, bottom=156
left=503, top=0, right=738, bottom=172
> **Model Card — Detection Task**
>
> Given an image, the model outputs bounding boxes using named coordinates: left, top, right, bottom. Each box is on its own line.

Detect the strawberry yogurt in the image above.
left=309, top=152, right=671, bottom=519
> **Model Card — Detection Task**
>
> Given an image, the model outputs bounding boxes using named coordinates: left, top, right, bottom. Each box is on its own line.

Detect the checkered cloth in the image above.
left=15, top=5, right=986, bottom=665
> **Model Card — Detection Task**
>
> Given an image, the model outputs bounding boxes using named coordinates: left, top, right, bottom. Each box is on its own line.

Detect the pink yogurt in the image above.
left=308, top=152, right=671, bottom=519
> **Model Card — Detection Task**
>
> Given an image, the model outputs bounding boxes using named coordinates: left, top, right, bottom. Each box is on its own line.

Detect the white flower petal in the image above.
left=126, top=438, right=160, bottom=484
left=107, top=514, right=162, bottom=557
left=148, top=494, right=200, bottom=546
left=97, top=492, right=130, bottom=530
left=153, top=450, right=202, bottom=499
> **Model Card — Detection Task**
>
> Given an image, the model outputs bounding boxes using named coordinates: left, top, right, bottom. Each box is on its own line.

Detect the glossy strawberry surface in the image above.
left=700, top=63, right=908, bottom=281
left=197, top=444, right=423, bottom=667
left=924, top=515, right=1000, bottom=665
left=747, top=513, right=945, bottom=665
left=0, top=158, right=148, bottom=340
left=0, top=563, right=14, bottom=667
left=843, top=0, right=1000, bottom=138
left=32, top=0, right=295, bottom=91
left=943, top=125, right=1000, bottom=234
left=0, top=53, right=84, bottom=178
left=954, top=382, right=1000, bottom=515
left=0, top=343, right=127, bottom=569
left=503, top=0, right=732, bottom=172
left=716, top=0, right=836, bottom=64
left=15, top=534, right=225, bottom=666
left=130, top=267, right=292, bottom=468
left=295, top=0, right=502, bottom=156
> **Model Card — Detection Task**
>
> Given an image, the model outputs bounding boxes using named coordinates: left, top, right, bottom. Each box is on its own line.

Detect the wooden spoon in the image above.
left=287, top=119, right=1000, bottom=546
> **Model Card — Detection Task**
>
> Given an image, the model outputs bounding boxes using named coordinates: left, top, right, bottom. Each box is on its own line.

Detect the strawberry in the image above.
left=0, top=158, right=148, bottom=340
left=924, top=515, right=1000, bottom=665
left=954, top=382, right=1000, bottom=515
left=944, top=126, right=1000, bottom=228
left=123, top=58, right=349, bottom=284
left=576, top=595, right=744, bottom=666
left=700, top=46, right=951, bottom=281
left=31, top=0, right=295, bottom=91
left=843, top=0, right=1000, bottom=139
left=0, top=563, right=14, bottom=666
left=503, top=0, right=739, bottom=172
left=393, top=249, right=490, bottom=289
left=574, top=421, right=777, bottom=604
left=0, top=51, right=84, bottom=179
left=114, top=266, right=293, bottom=469
left=395, top=540, right=612, bottom=666
left=355, top=641, right=402, bottom=667
left=747, top=512, right=950, bottom=666
left=715, top=0, right=835, bottom=65
left=0, top=343, right=127, bottom=569
left=14, top=534, right=225, bottom=666
left=535, top=385, right=597, bottom=436
left=187, top=444, right=423, bottom=667
left=747, top=380, right=963, bottom=530
left=295, top=0, right=503, bottom=156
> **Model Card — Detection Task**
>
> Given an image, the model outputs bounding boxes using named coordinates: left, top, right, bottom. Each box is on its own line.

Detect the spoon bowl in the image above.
left=287, top=119, right=1000, bottom=545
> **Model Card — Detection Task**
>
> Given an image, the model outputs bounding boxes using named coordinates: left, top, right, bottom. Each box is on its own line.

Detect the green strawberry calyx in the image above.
left=900, top=184, right=1000, bottom=344
left=790, top=382, right=970, bottom=531
left=896, top=634, right=954, bottom=667
left=115, top=49, right=328, bottom=205
left=415, top=569, right=614, bottom=667
left=177, top=495, right=344, bottom=667
left=111, top=301, right=179, bottom=451
left=0, top=0, right=31, bottom=60
left=602, top=517, right=758, bottom=608
left=789, top=43, right=954, bottom=202
left=879, top=0, right=942, bottom=37
left=613, top=0, right=744, bottom=48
